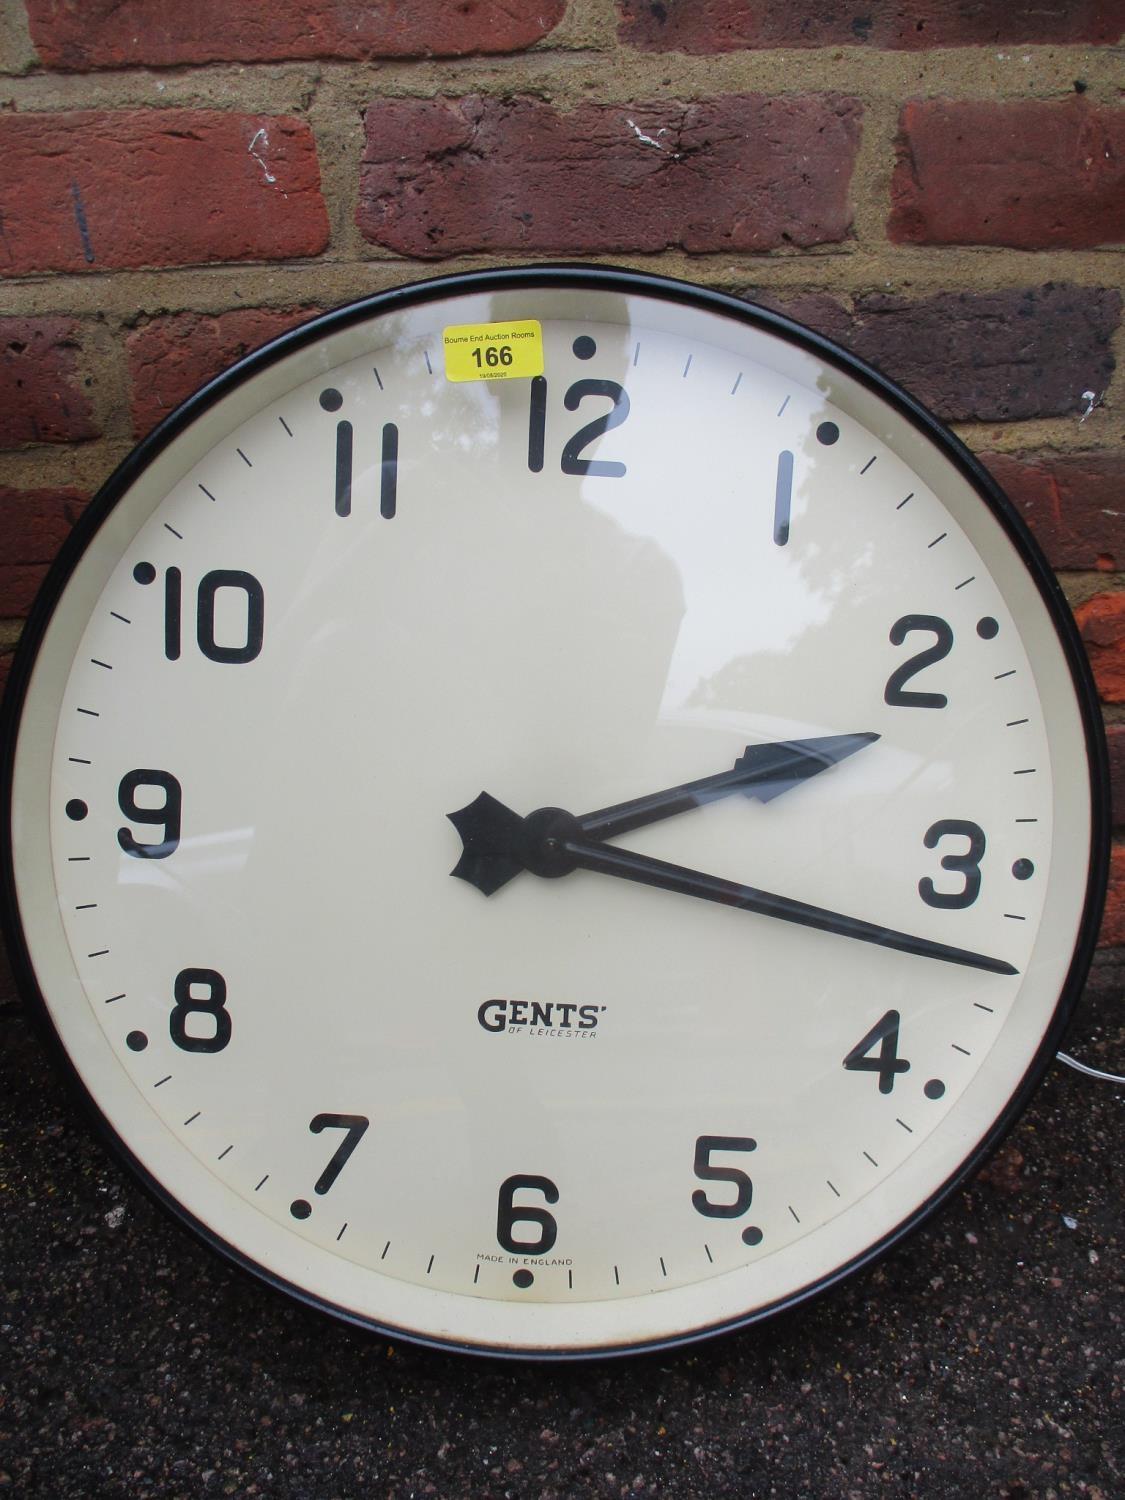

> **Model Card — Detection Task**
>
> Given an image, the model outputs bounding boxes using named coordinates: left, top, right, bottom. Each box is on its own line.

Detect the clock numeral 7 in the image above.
left=307, top=1114, right=370, bottom=1195
left=691, top=1136, right=756, bottom=1219
left=528, top=378, right=630, bottom=478
left=496, top=1174, right=559, bottom=1255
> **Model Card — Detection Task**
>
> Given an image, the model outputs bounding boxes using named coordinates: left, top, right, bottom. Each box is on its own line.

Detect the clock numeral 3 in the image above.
left=843, top=1010, right=910, bottom=1094
left=691, top=1136, right=756, bottom=1219
left=169, top=967, right=230, bottom=1054
left=919, top=819, right=986, bottom=909
left=496, top=1174, right=559, bottom=1255
left=117, top=769, right=181, bottom=859
left=884, top=615, right=953, bottom=709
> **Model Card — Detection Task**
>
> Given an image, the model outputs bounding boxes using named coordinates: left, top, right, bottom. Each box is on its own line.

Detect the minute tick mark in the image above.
left=279, top=416, right=293, bottom=437
left=928, top=533, right=947, bottom=548
left=199, top=485, right=216, bottom=502
left=163, top=524, right=183, bottom=539
left=860, top=456, right=876, bottom=475
left=109, top=612, right=131, bottom=624
left=682, top=355, right=693, bottom=378
left=237, top=449, right=252, bottom=467
left=373, top=366, right=384, bottom=391
left=897, top=493, right=914, bottom=509
left=776, top=393, right=789, bottom=415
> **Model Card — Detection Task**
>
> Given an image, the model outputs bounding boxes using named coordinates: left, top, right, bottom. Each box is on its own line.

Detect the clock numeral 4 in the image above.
left=843, top=1010, right=910, bottom=1094
left=496, top=1174, right=559, bottom=1255
left=691, top=1136, right=756, bottom=1219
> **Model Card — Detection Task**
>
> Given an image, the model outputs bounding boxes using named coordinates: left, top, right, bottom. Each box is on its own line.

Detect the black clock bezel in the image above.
left=0, top=265, right=1110, bottom=1361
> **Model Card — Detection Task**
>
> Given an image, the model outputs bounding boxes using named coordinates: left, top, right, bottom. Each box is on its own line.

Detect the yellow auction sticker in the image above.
left=442, top=319, right=544, bottom=382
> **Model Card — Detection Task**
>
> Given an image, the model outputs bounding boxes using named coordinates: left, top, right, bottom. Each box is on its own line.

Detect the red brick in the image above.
left=0, top=486, right=89, bottom=617
left=126, top=307, right=320, bottom=438
left=0, top=318, right=98, bottom=447
left=889, top=101, right=1125, bottom=250
left=1075, top=593, right=1125, bottom=704
left=1098, top=843, right=1125, bottom=946
left=618, top=0, right=1124, bottom=50
left=740, top=286, right=1120, bottom=423
left=0, top=112, right=328, bottom=276
left=981, top=451, right=1125, bottom=572
left=27, top=0, right=566, bottom=68
left=1106, top=725, right=1125, bottom=829
left=357, top=94, right=861, bottom=257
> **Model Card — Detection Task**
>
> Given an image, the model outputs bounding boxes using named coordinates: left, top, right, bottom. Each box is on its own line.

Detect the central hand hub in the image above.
left=521, top=807, right=582, bottom=879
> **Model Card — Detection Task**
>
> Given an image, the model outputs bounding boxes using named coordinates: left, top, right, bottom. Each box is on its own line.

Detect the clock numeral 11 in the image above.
left=333, top=420, right=399, bottom=520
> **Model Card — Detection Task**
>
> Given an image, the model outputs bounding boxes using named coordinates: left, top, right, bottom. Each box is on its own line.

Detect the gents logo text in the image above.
left=478, top=999, right=604, bottom=1038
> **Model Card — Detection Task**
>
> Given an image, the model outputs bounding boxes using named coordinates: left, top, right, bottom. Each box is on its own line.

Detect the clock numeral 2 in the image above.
left=843, top=1010, right=910, bottom=1094
left=528, top=378, right=629, bottom=478
left=496, top=1174, right=559, bottom=1255
left=884, top=615, right=953, bottom=709
left=691, top=1136, right=756, bottom=1219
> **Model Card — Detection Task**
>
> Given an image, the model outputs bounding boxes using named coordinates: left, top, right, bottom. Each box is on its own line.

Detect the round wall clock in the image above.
left=2, top=268, right=1107, bottom=1358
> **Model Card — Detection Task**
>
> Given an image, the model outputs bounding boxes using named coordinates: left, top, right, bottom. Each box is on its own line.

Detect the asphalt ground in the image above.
left=1, top=952, right=1121, bottom=1499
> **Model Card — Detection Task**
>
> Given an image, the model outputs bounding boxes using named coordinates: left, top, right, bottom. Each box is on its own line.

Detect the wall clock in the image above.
left=1, top=267, right=1107, bottom=1359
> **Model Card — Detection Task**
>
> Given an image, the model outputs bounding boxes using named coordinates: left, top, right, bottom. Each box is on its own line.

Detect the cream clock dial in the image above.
left=2, top=269, right=1106, bottom=1358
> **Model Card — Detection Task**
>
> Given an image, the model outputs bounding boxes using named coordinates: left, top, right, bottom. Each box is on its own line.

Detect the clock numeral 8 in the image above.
left=496, top=1174, right=559, bottom=1255
left=169, top=967, right=230, bottom=1053
left=691, top=1136, right=756, bottom=1219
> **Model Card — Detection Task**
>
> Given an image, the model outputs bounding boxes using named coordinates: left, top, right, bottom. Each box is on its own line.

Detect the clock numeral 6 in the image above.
left=496, top=1174, right=559, bottom=1255
left=118, top=769, right=181, bottom=859
left=884, top=615, right=953, bottom=709
left=691, top=1136, right=756, bottom=1219
left=169, top=967, right=230, bottom=1053
left=152, top=566, right=265, bottom=664
left=919, top=820, right=986, bottom=909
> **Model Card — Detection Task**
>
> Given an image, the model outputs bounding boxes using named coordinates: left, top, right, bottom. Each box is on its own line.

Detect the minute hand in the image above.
left=577, top=732, right=878, bottom=842
left=561, top=836, right=1017, bottom=976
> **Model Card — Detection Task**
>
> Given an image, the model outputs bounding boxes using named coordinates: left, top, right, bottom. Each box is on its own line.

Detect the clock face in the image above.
left=3, top=269, right=1105, bottom=1357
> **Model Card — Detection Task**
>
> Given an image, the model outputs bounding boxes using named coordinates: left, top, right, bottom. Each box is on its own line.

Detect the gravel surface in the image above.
left=1, top=955, right=1121, bottom=1499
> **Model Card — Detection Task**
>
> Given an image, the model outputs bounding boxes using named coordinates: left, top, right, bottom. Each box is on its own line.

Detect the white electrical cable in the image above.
left=1056, top=1050, right=1125, bottom=1085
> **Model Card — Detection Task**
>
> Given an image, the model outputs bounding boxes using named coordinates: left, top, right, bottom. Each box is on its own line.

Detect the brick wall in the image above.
left=2, top=0, right=1124, bottom=946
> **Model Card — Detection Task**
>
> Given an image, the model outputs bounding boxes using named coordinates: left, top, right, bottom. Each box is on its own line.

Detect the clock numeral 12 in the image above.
left=528, top=378, right=629, bottom=478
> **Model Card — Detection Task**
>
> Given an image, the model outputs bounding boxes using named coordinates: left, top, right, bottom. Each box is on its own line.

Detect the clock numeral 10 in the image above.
left=138, top=565, right=265, bottom=665
left=496, top=1174, right=559, bottom=1255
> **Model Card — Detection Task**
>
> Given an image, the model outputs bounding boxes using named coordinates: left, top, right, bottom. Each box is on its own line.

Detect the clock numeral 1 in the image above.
left=843, top=1010, right=910, bottom=1094
left=496, top=1174, right=559, bottom=1255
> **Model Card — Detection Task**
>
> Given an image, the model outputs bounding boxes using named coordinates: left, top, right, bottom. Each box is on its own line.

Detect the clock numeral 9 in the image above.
left=118, top=769, right=181, bottom=859
left=884, top=615, right=953, bottom=709
left=528, top=378, right=629, bottom=478
left=843, top=1010, right=910, bottom=1094
left=154, top=566, right=264, bottom=664
left=496, top=1174, right=559, bottom=1255
left=691, top=1136, right=756, bottom=1219
left=919, top=820, right=986, bottom=909
left=169, top=967, right=230, bottom=1053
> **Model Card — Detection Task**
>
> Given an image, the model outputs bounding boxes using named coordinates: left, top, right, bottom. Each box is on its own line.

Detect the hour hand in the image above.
left=576, top=732, right=877, bottom=842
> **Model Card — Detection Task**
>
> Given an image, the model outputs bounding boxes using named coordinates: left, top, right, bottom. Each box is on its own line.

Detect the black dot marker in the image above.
left=1012, top=858, right=1035, bottom=880
left=319, top=388, right=343, bottom=412
left=126, top=1031, right=148, bottom=1051
left=512, top=1268, right=534, bottom=1289
left=741, top=1225, right=763, bottom=1246
left=924, top=1079, right=946, bottom=1100
left=572, top=335, right=596, bottom=360
left=816, top=421, right=839, bottom=446
left=290, top=1199, right=312, bottom=1220
left=977, top=617, right=999, bottom=639
left=65, top=799, right=88, bottom=821
left=132, top=562, right=156, bottom=585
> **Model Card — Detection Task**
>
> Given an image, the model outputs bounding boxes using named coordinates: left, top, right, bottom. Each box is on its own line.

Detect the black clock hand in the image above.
left=447, top=799, right=1017, bottom=976
left=576, top=732, right=878, bottom=843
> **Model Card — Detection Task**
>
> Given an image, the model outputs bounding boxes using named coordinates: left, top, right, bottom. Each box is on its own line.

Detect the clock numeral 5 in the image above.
left=118, top=769, right=181, bottom=859
left=843, top=1010, right=910, bottom=1094
left=528, top=378, right=630, bottom=478
left=691, top=1136, right=756, bottom=1219
left=884, top=615, right=953, bottom=709
left=496, top=1174, right=559, bottom=1255
left=919, top=820, right=986, bottom=909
